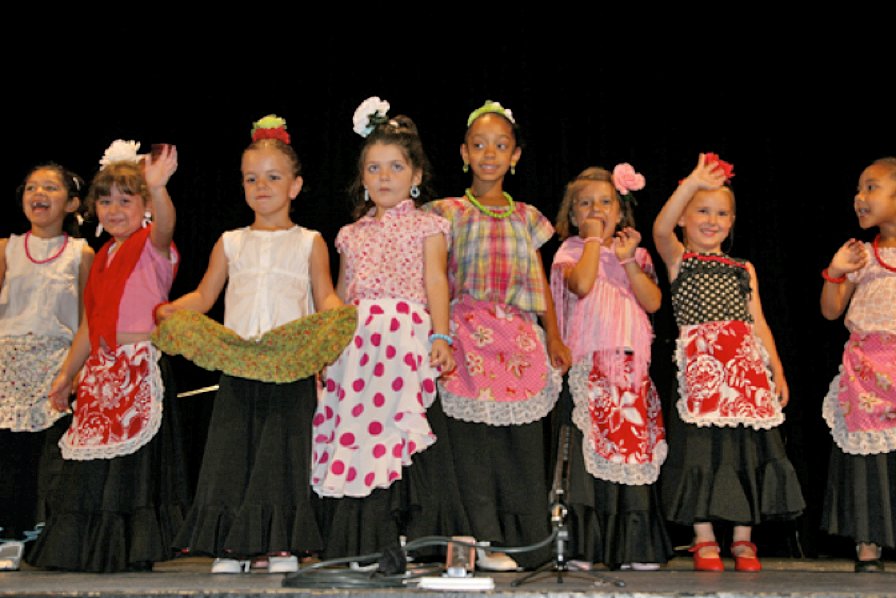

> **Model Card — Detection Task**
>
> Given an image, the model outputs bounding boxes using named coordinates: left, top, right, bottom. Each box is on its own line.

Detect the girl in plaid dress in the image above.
left=425, top=100, right=571, bottom=571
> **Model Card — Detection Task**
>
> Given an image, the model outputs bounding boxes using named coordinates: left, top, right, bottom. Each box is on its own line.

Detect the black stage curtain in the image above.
left=4, top=36, right=892, bottom=560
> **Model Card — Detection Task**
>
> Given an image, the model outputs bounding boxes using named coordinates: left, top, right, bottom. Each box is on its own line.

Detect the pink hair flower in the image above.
left=611, top=163, right=646, bottom=196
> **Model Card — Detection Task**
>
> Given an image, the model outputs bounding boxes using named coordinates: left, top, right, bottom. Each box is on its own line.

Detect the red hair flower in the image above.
left=251, top=114, right=291, bottom=144
left=704, top=152, right=735, bottom=182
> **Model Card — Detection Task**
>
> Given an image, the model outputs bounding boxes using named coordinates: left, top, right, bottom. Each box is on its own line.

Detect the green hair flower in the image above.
left=252, top=115, right=287, bottom=134
left=466, top=100, right=515, bottom=127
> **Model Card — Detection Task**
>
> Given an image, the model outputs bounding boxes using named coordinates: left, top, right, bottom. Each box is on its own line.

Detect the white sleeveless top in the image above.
left=223, top=225, right=316, bottom=340
left=1, top=233, right=86, bottom=340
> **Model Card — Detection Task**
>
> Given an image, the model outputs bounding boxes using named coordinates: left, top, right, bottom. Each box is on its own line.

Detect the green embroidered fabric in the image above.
left=151, top=306, right=357, bottom=383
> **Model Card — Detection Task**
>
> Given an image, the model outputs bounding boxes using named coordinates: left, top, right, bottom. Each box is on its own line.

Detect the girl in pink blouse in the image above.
left=311, top=97, right=467, bottom=560
left=28, top=141, right=187, bottom=572
left=819, top=157, right=896, bottom=573
left=551, top=165, right=672, bottom=571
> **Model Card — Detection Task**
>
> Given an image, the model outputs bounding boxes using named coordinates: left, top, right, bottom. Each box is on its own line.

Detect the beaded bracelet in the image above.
left=619, top=257, right=636, bottom=266
left=583, top=236, right=602, bottom=244
left=821, top=268, right=846, bottom=284
left=429, top=333, right=454, bottom=346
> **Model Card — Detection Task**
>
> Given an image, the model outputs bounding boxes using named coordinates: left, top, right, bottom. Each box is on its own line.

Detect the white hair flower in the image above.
left=352, top=96, right=390, bottom=138
left=99, top=139, right=141, bottom=169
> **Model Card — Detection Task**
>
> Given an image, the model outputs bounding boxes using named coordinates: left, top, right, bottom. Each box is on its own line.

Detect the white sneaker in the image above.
left=620, top=562, right=661, bottom=571
left=0, top=541, right=24, bottom=571
left=475, top=545, right=519, bottom=572
left=568, top=559, right=593, bottom=571
left=267, top=555, right=298, bottom=573
left=211, top=558, right=249, bottom=573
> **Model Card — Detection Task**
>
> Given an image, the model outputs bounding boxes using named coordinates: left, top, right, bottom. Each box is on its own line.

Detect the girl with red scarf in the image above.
left=28, top=141, right=188, bottom=572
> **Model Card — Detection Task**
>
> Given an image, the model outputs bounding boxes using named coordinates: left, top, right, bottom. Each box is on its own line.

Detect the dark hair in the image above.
left=348, top=115, right=433, bottom=220
left=873, top=156, right=896, bottom=179
left=86, top=161, right=149, bottom=218
left=18, top=162, right=87, bottom=236
left=243, top=138, right=302, bottom=177
left=464, top=111, right=525, bottom=150
left=555, top=166, right=636, bottom=240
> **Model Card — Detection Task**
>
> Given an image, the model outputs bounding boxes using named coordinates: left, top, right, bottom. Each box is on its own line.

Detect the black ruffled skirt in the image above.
left=318, top=398, right=470, bottom=561
left=821, top=444, right=896, bottom=549
left=566, top=426, right=674, bottom=567
left=27, top=357, right=190, bottom=572
left=172, top=374, right=322, bottom=558
left=443, top=415, right=552, bottom=569
left=660, top=404, right=805, bottom=526
left=0, top=416, right=68, bottom=541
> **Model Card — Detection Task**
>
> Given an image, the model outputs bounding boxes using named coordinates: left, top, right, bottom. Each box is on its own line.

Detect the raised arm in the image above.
left=143, top=145, right=178, bottom=255
left=564, top=219, right=604, bottom=298
left=615, top=227, right=662, bottom=313
left=820, top=239, right=866, bottom=320
left=653, top=154, right=727, bottom=278
left=746, top=262, right=788, bottom=407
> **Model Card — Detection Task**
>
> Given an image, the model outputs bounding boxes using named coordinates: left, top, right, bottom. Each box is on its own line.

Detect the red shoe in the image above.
left=688, top=541, right=724, bottom=571
left=731, top=541, right=761, bottom=572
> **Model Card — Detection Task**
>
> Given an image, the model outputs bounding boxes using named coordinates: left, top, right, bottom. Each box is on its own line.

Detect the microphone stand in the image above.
left=511, top=423, right=623, bottom=587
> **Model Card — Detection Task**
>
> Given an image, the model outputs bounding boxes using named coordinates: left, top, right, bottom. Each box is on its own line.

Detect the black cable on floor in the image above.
left=282, top=531, right=558, bottom=589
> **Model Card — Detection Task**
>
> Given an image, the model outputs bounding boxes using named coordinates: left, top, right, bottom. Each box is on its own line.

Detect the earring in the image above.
left=364, top=188, right=370, bottom=203
left=462, top=163, right=469, bottom=173
left=94, top=222, right=104, bottom=238
left=410, top=185, right=420, bottom=199
left=510, top=163, right=516, bottom=176
left=142, top=210, right=152, bottom=228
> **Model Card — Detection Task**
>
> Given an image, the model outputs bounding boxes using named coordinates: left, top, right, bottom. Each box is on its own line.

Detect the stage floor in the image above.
left=2, top=556, right=894, bottom=597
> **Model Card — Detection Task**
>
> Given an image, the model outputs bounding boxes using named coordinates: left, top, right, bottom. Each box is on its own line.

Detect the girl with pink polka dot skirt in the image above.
left=311, top=98, right=469, bottom=559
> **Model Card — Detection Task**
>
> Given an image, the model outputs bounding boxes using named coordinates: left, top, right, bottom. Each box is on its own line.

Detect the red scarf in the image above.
left=84, top=226, right=152, bottom=351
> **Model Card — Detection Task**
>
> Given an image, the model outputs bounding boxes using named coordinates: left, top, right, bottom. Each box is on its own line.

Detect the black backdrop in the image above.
left=4, top=34, right=893, bottom=559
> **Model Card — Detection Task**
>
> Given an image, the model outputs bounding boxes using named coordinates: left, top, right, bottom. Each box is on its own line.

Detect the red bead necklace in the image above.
left=873, top=234, right=896, bottom=273
left=24, top=231, right=69, bottom=264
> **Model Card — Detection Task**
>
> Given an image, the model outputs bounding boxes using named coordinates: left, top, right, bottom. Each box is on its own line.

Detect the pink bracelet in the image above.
left=583, top=236, right=601, bottom=244
left=619, top=257, right=636, bottom=266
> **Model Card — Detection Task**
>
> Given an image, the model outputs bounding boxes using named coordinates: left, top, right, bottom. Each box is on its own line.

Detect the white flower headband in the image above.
left=98, top=139, right=142, bottom=169
left=352, top=96, right=391, bottom=138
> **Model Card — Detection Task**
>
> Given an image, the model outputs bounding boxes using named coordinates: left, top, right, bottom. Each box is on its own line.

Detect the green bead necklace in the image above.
left=464, top=188, right=515, bottom=219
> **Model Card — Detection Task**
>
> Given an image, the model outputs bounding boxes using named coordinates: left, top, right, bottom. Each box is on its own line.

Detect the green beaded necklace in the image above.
left=464, top=188, right=515, bottom=219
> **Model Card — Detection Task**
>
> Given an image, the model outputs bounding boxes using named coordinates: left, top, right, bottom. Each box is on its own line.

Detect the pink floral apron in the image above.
left=823, top=331, right=896, bottom=454
left=439, top=295, right=561, bottom=426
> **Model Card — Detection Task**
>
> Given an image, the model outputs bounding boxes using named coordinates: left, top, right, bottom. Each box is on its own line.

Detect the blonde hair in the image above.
left=555, top=167, right=636, bottom=240
left=244, top=138, right=302, bottom=178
